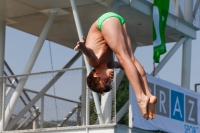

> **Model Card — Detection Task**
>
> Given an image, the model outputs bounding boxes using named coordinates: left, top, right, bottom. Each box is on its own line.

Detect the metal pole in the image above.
left=6, top=79, right=15, bottom=96
left=76, top=103, right=81, bottom=126
left=81, top=56, right=86, bottom=125
left=40, top=96, right=44, bottom=128
left=2, top=79, right=6, bottom=131
left=182, top=0, right=193, bottom=89
left=151, top=37, right=187, bottom=76
left=3, top=10, right=57, bottom=130
left=193, top=0, right=200, bottom=21
left=181, top=38, right=192, bottom=89
left=70, top=0, right=104, bottom=124
left=85, top=88, right=90, bottom=125
left=33, top=107, right=39, bottom=129
left=69, top=1, right=91, bottom=73
left=0, top=19, right=6, bottom=126
left=0, top=78, right=6, bottom=131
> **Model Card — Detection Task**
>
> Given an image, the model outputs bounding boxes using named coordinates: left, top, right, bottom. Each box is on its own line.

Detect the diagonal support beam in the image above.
left=3, top=10, right=58, bottom=130
left=116, top=100, right=129, bottom=123
left=172, top=0, right=184, bottom=19
left=4, top=60, right=37, bottom=112
left=70, top=0, right=104, bottom=124
left=193, top=0, right=200, bottom=21
left=151, top=37, right=187, bottom=76
left=57, top=105, right=78, bottom=127
left=6, top=52, right=82, bottom=130
left=116, top=70, right=125, bottom=89
left=16, top=108, right=39, bottom=130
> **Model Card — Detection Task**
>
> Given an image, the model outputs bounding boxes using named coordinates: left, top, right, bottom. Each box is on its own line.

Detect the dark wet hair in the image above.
left=86, top=69, right=112, bottom=94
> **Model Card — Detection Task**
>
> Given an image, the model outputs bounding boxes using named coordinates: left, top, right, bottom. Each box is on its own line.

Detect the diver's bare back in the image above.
left=86, top=21, right=113, bottom=67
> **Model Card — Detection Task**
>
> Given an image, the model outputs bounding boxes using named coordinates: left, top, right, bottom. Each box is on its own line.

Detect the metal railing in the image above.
left=1, top=66, right=117, bottom=131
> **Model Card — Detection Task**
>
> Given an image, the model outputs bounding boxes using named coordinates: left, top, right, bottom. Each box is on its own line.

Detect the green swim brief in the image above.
left=97, top=12, right=125, bottom=31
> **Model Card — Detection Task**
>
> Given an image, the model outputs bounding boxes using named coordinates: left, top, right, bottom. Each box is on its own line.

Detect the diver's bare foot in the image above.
left=148, top=96, right=157, bottom=119
left=137, top=95, right=149, bottom=120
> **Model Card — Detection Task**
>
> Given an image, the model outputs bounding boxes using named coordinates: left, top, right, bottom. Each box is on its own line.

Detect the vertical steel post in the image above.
left=85, top=88, right=90, bottom=125
left=40, top=96, right=44, bottom=128
left=33, top=107, right=39, bottom=129
left=2, top=10, right=57, bottom=130
left=0, top=18, right=6, bottom=130
left=181, top=0, right=193, bottom=89
left=0, top=78, right=6, bottom=131
left=81, top=56, right=86, bottom=125
left=70, top=0, right=104, bottom=124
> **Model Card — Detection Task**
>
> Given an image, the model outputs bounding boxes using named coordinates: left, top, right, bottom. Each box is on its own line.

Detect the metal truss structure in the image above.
left=0, top=0, right=199, bottom=132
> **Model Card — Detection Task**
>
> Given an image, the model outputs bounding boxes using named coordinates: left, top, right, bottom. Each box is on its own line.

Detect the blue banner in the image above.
left=131, top=74, right=200, bottom=133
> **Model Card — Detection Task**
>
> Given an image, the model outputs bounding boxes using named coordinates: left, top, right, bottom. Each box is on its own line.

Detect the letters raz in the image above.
left=148, top=82, right=198, bottom=125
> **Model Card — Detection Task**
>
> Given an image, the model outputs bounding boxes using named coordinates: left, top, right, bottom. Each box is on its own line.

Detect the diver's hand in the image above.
left=74, top=36, right=86, bottom=51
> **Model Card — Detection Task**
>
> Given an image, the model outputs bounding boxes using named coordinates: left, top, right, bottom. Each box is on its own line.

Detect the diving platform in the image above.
left=1, top=0, right=198, bottom=49
left=3, top=124, right=155, bottom=133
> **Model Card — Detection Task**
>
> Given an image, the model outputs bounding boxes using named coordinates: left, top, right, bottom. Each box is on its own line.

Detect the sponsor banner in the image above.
left=131, top=74, right=200, bottom=133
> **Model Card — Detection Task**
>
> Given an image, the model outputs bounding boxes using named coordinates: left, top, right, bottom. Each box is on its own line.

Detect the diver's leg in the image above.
left=122, top=24, right=157, bottom=119
left=101, top=18, right=149, bottom=119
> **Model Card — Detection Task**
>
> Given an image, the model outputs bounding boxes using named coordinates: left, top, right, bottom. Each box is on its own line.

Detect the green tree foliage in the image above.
left=89, top=98, right=98, bottom=124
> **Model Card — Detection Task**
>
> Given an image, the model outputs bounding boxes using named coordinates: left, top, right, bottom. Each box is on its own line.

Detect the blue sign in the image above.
left=171, top=90, right=184, bottom=122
